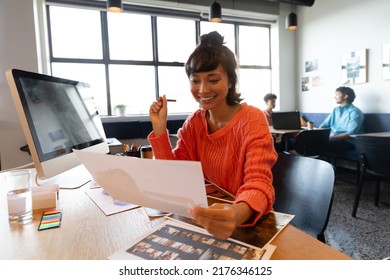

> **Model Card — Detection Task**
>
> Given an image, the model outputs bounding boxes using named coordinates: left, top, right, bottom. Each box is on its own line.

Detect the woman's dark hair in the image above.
left=185, top=31, right=242, bottom=105
left=264, top=93, right=277, bottom=102
left=336, top=86, right=356, bottom=103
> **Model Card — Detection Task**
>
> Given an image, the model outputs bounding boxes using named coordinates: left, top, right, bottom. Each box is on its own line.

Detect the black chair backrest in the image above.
left=294, top=128, right=331, bottom=157
left=272, top=153, right=335, bottom=241
left=355, top=136, right=390, bottom=178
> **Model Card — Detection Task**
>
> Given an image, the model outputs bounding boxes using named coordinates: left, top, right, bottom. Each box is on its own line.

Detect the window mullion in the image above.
left=151, top=16, right=159, bottom=100
left=100, top=11, right=112, bottom=115
left=195, top=21, right=200, bottom=44
left=235, top=24, right=239, bottom=60
left=46, top=5, right=54, bottom=74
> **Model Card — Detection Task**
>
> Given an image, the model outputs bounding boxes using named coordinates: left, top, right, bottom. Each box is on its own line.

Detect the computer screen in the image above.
left=271, top=111, right=302, bottom=130
left=6, top=69, right=109, bottom=188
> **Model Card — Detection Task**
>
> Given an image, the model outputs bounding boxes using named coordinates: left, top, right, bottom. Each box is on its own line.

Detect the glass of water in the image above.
left=6, top=169, right=33, bottom=224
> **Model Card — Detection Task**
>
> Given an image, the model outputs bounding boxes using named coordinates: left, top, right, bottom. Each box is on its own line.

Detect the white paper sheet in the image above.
left=74, top=150, right=208, bottom=218
left=85, top=187, right=139, bottom=216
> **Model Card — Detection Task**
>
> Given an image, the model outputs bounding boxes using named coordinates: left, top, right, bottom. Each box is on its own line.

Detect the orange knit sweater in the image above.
left=148, top=103, right=277, bottom=226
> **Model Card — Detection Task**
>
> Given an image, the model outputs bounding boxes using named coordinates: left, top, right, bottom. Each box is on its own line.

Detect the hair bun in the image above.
left=199, top=31, right=224, bottom=47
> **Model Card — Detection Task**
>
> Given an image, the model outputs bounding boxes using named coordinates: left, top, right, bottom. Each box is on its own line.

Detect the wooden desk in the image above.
left=0, top=172, right=351, bottom=260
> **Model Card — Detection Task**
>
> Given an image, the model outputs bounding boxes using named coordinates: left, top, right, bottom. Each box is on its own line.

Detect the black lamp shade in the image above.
left=286, top=12, right=298, bottom=30
left=209, top=1, right=222, bottom=22
left=107, top=0, right=123, bottom=13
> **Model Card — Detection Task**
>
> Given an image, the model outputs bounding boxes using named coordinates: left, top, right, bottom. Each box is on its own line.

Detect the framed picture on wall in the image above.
left=305, top=59, right=318, bottom=72
left=341, top=49, right=367, bottom=84
left=382, top=43, right=390, bottom=80
left=301, top=76, right=309, bottom=92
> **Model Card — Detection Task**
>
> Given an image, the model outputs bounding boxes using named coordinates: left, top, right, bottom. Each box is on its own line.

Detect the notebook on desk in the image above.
left=271, top=111, right=302, bottom=129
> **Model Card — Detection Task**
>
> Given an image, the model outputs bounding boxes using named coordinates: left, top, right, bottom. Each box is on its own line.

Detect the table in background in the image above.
left=351, top=131, right=390, bottom=137
left=268, top=126, right=303, bottom=135
left=0, top=170, right=351, bottom=260
left=269, top=126, right=303, bottom=151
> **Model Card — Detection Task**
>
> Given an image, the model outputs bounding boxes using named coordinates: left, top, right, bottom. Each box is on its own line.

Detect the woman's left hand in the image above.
left=188, top=202, right=253, bottom=240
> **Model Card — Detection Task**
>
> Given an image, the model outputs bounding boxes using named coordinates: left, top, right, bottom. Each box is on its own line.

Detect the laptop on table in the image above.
left=271, top=111, right=302, bottom=130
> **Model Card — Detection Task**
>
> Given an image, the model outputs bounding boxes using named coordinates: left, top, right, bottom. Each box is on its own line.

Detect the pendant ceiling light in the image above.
left=209, top=1, right=222, bottom=22
left=107, top=0, right=123, bottom=13
left=286, top=1, right=297, bottom=30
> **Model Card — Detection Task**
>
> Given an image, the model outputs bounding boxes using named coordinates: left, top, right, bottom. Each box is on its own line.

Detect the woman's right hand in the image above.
left=149, top=95, right=168, bottom=136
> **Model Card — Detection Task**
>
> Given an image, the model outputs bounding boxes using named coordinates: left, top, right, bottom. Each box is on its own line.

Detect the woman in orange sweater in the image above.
left=148, top=31, right=277, bottom=240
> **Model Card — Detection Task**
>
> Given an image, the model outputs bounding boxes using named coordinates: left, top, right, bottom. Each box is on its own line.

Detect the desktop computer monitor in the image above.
left=6, top=68, right=109, bottom=188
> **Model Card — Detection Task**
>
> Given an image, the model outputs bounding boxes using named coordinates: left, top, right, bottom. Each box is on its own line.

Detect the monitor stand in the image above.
left=36, top=164, right=92, bottom=189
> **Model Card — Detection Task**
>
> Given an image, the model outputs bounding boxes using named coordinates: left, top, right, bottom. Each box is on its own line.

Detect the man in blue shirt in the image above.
left=320, top=86, right=364, bottom=152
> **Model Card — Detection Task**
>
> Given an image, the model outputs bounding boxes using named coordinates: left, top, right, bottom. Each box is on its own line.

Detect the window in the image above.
left=237, top=25, right=271, bottom=108
left=46, top=3, right=271, bottom=116
left=50, top=6, right=102, bottom=59
left=108, top=13, right=153, bottom=61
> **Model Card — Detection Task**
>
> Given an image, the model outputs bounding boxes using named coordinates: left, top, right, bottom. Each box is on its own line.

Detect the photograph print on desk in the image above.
left=169, top=211, right=294, bottom=249
left=203, top=181, right=294, bottom=249
left=205, top=180, right=235, bottom=203
left=108, top=219, right=275, bottom=260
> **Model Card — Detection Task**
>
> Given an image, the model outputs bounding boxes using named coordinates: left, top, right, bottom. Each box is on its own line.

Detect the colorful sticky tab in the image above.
left=38, top=209, right=62, bottom=231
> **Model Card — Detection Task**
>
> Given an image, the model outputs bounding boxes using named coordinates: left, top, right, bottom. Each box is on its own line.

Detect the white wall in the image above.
left=0, top=0, right=39, bottom=170
left=297, top=0, right=390, bottom=114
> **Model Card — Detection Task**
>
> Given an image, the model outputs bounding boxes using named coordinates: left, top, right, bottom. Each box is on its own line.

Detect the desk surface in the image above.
left=0, top=171, right=351, bottom=260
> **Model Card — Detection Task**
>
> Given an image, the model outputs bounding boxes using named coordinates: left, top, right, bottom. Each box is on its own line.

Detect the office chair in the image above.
left=353, top=135, right=390, bottom=217
left=285, top=128, right=331, bottom=158
left=272, top=153, right=335, bottom=243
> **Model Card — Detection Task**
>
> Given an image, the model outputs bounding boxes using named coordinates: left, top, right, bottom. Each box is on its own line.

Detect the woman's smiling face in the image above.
left=189, top=65, right=230, bottom=111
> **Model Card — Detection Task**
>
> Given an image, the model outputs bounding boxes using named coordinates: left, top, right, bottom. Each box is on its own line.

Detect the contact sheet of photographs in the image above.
left=125, top=222, right=266, bottom=260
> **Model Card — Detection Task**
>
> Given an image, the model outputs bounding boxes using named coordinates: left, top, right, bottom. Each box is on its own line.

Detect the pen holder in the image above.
left=125, top=150, right=141, bottom=158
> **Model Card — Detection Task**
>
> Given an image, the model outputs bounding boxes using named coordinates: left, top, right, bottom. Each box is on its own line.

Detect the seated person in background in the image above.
left=262, top=93, right=277, bottom=126
left=148, top=31, right=277, bottom=240
left=262, top=93, right=283, bottom=151
left=319, top=86, right=364, bottom=153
